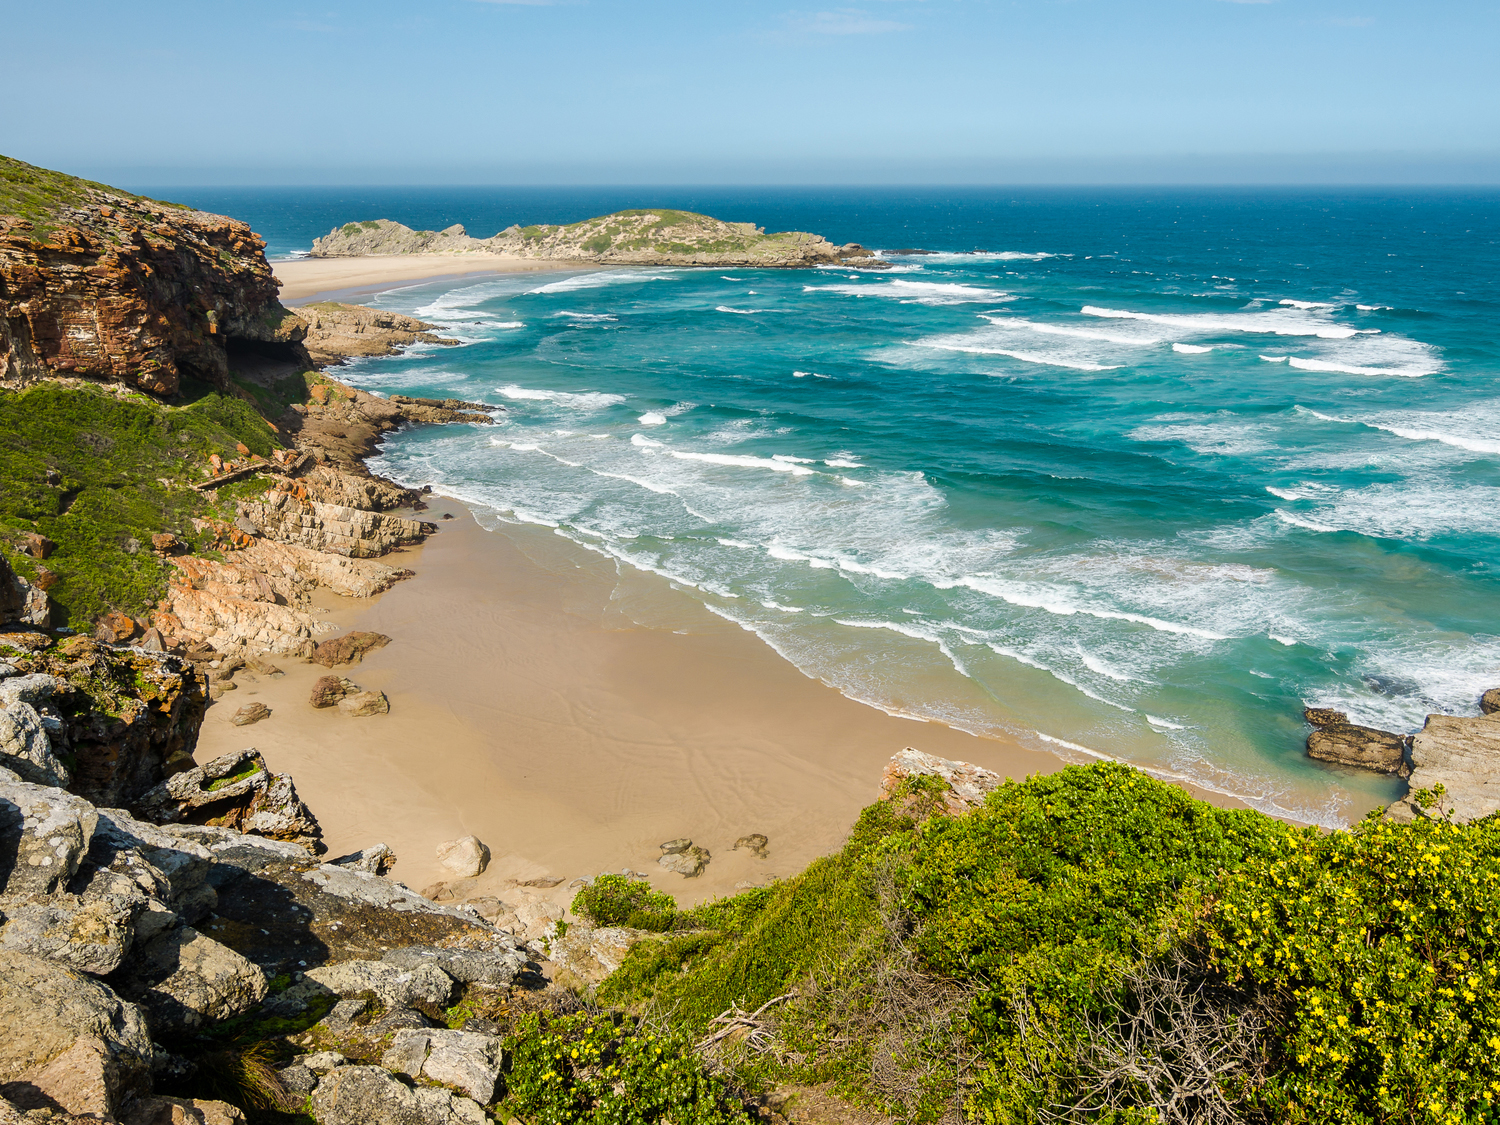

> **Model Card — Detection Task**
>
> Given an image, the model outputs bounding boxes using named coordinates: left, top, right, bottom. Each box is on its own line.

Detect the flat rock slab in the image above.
left=1308, top=724, right=1409, bottom=775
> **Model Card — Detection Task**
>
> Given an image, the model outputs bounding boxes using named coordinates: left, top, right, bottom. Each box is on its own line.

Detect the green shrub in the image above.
left=571, top=875, right=679, bottom=932
left=1203, top=808, right=1500, bottom=1124
left=500, top=1011, right=751, bottom=1124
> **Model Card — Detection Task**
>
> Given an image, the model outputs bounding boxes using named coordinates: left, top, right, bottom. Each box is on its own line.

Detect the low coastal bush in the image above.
left=499, top=1010, right=752, bottom=1125
left=597, top=763, right=1500, bottom=1123
left=571, top=874, right=680, bottom=931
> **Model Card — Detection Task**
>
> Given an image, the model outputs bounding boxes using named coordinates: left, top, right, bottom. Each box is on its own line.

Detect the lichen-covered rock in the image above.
left=381, top=943, right=523, bottom=987
left=0, top=951, right=154, bottom=1094
left=879, top=747, right=1001, bottom=815
left=303, top=958, right=456, bottom=1009
left=133, top=748, right=322, bottom=852
left=380, top=1028, right=502, bottom=1104
left=435, top=836, right=488, bottom=878
left=0, top=641, right=208, bottom=810
left=116, top=925, right=268, bottom=1033
left=123, top=1095, right=248, bottom=1125
left=311, top=1064, right=488, bottom=1125
left=0, top=778, right=97, bottom=896
left=733, top=833, right=769, bottom=858
left=0, top=701, right=69, bottom=786
left=0, top=892, right=137, bottom=975
left=0, top=1034, right=119, bottom=1118
left=657, top=840, right=709, bottom=877
left=337, top=691, right=389, bottom=718
left=328, top=842, right=395, bottom=874
left=548, top=924, right=647, bottom=988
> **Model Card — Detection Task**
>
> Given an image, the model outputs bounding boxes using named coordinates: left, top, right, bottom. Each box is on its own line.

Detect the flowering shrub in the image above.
left=1204, top=809, right=1500, bottom=1124
left=500, top=1011, right=751, bottom=1125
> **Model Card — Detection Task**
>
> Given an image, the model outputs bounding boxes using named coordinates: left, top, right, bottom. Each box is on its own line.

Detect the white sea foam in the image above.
left=631, top=434, right=662, bottom=448
left=1286, top=356, right=1432, bottom=378
left=721, top=276, right=744, bottom=280
left=667, top=451, right=818, bottom=476
left=806, top=280, right=1010, bottom=306
left=1260, top=355, right=1289, bottom=363
left=527, top=270, right=677, bottom=294
left=1172, top=343, right=1214, bottom=354
left=638, top=412, right=667, bottom=425
left=1356, top=304, right=1392, bottom=311
left=553, top=311, right=618, bottom=322
left=716, top=306, right=768, bottom=314
left=1279, top=299, right=1337, bottom=310
left=1079, top=648, right=1133, bottom=681
left=915, top=339, right=1121, bottom=372
left=1082, top=305, right=1360, bottom=340
left=1265, top=486, right=1301, bottom=500
left=1146, top=715, right=1186, bottom=730
left=824, top=457, right=864, bottom=468
left=1275, top=510, right=1339, bottom=532
left=496, top=385, right=626, bottom=410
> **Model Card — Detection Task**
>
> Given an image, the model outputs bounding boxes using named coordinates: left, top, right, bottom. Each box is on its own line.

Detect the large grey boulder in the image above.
left=435, top=836, right=488, bottom=878
left=311, top=1064, right=488, bottom=1125
left=0, top=779, right=98, bottom=897
left=380, top=1028, right=502, bottom=1104
left=0, top=703, right=69, bottom=787
left=382, top=943, right=524, bottom=987
left=548, top=923, right=649, bottom=988
left=0, top=1034, right=120, bottom=1118
left=0, top=951, right=153, bottom=1095
left=303, top=958, right=456, bottom=1009
left=117, top=926, right=268, bottom=1034
left=89, top=810, right=216, bottom=912
left=0, top=892, right=138, bottom=975
left=133, top=748, right=322, bottom=853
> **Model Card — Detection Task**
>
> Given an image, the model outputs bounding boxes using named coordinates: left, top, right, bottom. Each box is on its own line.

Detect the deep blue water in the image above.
left=145, top=186, right=1500, bottom=823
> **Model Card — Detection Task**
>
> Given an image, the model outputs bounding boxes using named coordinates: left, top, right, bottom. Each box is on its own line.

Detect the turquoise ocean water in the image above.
left=157, top=187, right=1500, bottom=824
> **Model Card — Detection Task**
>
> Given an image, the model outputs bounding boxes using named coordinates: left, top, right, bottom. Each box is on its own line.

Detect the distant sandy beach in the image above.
left=273, top=254, right=589, bottom=302
left=195, top=500, right=1065, bottom=914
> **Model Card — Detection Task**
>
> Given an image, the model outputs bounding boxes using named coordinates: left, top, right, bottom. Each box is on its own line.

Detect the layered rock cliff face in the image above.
left=0, top=156, right=308, bottom=396
left=308, top=209, right=886, bottom=269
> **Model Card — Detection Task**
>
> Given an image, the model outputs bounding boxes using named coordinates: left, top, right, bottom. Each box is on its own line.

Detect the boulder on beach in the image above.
left=734, top=833, right=769, bottom=858
left=1307, top=723, right=1410, bottom=776
left=337, top=690, right=389, bottom=717
left=658, top=839, right=710, bottom=877
left=1481, top=688, right=1500, bottom=716
left=230, top=702, right=271, bottom=726
left=311, top=631, right=392, bottom=668
left=310, top=675, right=359, bottom=708
left=436, top=835, right=490, bottom=878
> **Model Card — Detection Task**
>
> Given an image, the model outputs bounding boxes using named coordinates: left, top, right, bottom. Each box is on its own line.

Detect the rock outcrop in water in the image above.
left=307, top=210, right=887, bottom=269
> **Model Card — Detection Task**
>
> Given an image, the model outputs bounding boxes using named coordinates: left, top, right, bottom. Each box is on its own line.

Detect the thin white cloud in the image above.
left=790, top=8, right=911, bottom=34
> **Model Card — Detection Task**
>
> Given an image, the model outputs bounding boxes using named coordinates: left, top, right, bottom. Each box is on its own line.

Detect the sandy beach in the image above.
left=273, top=254, right=589, bottom=302
left=195, top=499, right=1066, bottom=915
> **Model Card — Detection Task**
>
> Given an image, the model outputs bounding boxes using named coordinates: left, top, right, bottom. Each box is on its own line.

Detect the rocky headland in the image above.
left=306, top=210, right=887, bottom=270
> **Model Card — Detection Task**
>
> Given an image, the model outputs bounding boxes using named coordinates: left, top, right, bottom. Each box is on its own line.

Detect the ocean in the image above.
left=150, top=185, right=1500, bottom=824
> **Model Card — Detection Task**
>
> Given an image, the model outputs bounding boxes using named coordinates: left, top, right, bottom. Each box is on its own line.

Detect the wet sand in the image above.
left=273, top=255, right=588, bottom=303
left=196, top=500, right=1066, bottom=912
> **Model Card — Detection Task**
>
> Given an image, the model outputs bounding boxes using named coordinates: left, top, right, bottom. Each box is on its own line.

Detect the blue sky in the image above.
left=7, top=0, right=1498, bottom=183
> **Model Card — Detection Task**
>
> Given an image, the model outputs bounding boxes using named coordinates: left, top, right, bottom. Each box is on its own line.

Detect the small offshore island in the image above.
left=2, top=153, right=1500, bottom=1125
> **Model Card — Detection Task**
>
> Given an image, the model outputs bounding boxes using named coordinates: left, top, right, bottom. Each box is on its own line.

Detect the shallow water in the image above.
left=172, top=187, right=1500, bottom=824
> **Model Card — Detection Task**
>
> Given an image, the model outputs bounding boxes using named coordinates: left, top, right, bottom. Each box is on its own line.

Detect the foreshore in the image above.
left=195, top=497, right=1068, bottom=910
left=273, top=253, right=591, bottom=302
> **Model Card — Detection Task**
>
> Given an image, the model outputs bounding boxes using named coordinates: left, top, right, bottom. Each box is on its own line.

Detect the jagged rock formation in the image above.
left=293, top=302, right=460, bottom=367
left=308, top=210, right=886, bottom=269
left=0, top=637, right=206, bottom=809
left=0, top=155, right=308, bottom=396
left=879, top=747, right=1001, bottom=815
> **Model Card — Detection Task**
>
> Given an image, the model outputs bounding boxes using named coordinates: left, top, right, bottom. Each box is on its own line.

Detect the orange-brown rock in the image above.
left=292, top=301, right=460, bottom=367
left=311, top=630, right=391, bottom=667
left=0, top=155, right=309, bottom=396
left=92, top=610, right=138, bottom=644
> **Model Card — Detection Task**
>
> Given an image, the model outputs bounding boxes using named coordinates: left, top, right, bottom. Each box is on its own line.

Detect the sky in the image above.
left=5, top=0, right=1498, bottom=184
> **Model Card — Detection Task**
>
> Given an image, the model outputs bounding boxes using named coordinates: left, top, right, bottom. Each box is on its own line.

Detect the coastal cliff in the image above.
left=307, top=210, right=886, bottom=269
left=0, top=156, right=307, bottom=396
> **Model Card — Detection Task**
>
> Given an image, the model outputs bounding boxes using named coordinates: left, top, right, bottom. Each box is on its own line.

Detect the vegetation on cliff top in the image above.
left=0, top=380, right=292, bottom=625
left=579, top=764, right=1500, bottom=1124
left=0, top=153, right=185, bottom=238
